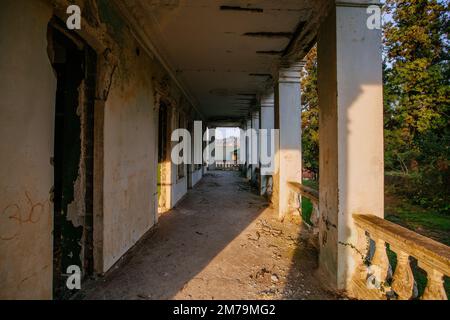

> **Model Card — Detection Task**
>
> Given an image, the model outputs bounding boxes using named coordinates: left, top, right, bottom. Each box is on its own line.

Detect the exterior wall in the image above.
left=191, top=169, right=203, bottom=187
left=168, top=107, right=189, bottom=209
left=171, top=177, right=188, bottom=208
left=0, top=0, right=204, bottom=296
left=101, top=32, right=159, bottom=272
left=0, top=0, right=55, bottom=299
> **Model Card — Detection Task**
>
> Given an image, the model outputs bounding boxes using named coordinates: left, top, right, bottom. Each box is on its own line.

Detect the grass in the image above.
left=385, top=195, right=450, bottom=246
left=301, top=179, right=318, bottom=225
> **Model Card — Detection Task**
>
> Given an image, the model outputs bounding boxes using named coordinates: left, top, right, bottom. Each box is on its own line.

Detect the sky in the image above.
left=217, top=127, right=241, bottom=139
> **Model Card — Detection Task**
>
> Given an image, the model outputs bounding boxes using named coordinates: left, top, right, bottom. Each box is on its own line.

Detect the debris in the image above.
left=257, top=219, right=283, bottom=237
left=247, top=231, right=261, bottom=241
left=255, top=267, right=271, bottom=279
left=271, top=274, right=279, bottom=283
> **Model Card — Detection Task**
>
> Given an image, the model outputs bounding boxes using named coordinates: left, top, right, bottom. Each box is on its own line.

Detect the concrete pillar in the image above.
left=207, top=127, right=216, bottom=171
left=251, top=111, right=260, bottom=185
left=246, top=119, right=252, bottom=180
left=273, top=62, right=303, bottom=220
left=259, top=93, right=275, bottom=196
left=317, top=1, right=384, bottom=291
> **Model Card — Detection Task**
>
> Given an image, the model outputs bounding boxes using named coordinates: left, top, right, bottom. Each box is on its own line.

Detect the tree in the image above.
left=383, top=0, right=450, bottom=212
left=301, top=46, right=319, bottom=178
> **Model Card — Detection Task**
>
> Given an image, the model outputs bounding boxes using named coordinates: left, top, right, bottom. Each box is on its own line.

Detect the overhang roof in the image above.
left=115, top=0, right=329, bottom=126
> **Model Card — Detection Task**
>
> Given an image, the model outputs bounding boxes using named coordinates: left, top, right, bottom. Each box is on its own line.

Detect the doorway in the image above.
left=49, top=22, right=97, bottom=299
left=158, top=102, right=169, bottom=211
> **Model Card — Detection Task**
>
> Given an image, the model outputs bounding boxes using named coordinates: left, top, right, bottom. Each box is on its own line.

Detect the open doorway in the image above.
left=158, top=101, right=169, bottom=212
left=49, top=21, right=97, bottom=299
left=214, top=127, right=240, bottom=171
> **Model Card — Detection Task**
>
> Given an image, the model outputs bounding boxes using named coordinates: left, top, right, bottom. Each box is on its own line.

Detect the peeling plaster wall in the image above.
left=97, top=1, right=193, bottom=271
left=0, top=0, right=56, bottom=299
left=0, top=0, right=204, bottom=295
left=101, top=33, right=159, bottom=272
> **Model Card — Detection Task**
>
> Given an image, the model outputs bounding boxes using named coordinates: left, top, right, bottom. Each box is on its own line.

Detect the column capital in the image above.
left=276, top=61, right=304, bottom=84
left=251, top=111, right=260, bottom=120
left=260, top=92, right=275, bottom=108
left=336, top=1, right=382, bottom=8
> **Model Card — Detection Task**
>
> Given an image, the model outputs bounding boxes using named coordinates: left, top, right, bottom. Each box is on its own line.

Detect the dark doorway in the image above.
left=49, top=22, right=97, bottom=299
left=187, top=120, right=193, bottom=189
left=158, top=102, right=169, bottom=210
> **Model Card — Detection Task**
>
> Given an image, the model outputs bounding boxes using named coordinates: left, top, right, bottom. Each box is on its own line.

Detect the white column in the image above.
left=259, top=93, right=275, bottom=196
left=246, top=118, right=252, bottom=180
left=273, top=62, right=303, bottom=220
left=317, top=1, right=384, bottom=291
left=251, top=111, right=260, bottom=184
left=208, top=127, right=216, bottom=171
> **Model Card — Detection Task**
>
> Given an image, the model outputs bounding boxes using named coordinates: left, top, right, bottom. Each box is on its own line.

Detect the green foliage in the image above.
left=300, top=0, right=449, bottom=214
left=383, top=0, right=450, bottom=214
left=301, top=46, right=319, bottom=176
left=301, top=180, right=319, bottom=225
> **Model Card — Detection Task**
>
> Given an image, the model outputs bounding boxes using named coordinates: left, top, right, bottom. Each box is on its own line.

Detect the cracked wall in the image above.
left=0, top=0, right=56, bottom=299
left=0, top=0, right=198, bottom=298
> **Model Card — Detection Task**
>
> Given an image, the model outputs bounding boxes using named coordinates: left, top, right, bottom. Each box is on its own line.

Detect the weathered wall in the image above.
left=100, top=23, right=160, bottom=272
left=191, top=169, right=203, bottom=188
left=171, top=177, right=188, bottom=208
left=0, top=0, right=203, bottom=296
left=0, top=0, right=55, bottom=299
left=97, top=0, right=196, bottom=271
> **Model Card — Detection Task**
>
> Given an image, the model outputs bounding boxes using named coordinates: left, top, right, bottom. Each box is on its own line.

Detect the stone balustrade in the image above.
left=215, top=161, right=240, bottom=171
left=288, top=182, right=320, bottom=237
left=351, top=214, right=450, bottom=300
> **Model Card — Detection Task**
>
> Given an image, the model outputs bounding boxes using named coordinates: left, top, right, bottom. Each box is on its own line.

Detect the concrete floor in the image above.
left=78, top=171, right=339, bottom=300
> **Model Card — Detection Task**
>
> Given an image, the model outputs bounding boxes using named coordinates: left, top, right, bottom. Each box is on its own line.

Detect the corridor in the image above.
left=78, top=171, right=337, bottom=300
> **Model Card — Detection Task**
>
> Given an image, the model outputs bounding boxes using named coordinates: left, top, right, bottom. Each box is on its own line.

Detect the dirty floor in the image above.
left=79, top=171, right=339, bottom=300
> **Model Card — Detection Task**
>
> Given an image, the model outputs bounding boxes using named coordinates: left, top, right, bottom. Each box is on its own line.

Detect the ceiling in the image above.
left=117, top=0, right=329, bottom=125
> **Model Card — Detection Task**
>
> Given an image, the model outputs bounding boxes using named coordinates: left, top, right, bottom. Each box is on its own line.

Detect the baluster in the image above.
left=311, top=202, right=320, bottom=235
left=353, top=226, right=370, bottom=282
left=419, top=262, right=447, bottom=300
left=370, top=237, right=390, bottom=287
left=390, top=247, right=414, bottom=300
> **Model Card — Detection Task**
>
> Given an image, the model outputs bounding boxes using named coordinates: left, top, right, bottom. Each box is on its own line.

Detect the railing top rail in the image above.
left=288, top=181, right=319, bottom=204
left=353, top=214, right=450, bottom=275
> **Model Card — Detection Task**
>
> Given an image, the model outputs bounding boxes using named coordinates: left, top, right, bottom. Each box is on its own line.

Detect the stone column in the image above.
left=251, top=111, right=260, bottom=185
left=317, top=1, right=384, bottom=291
left=208, top=127, right=216, bottom=171
left=273, top=62, right=303, bottom=220
left=246, top=118, right=252, bottom=180
left=259, top=93, right=275, bottom=196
